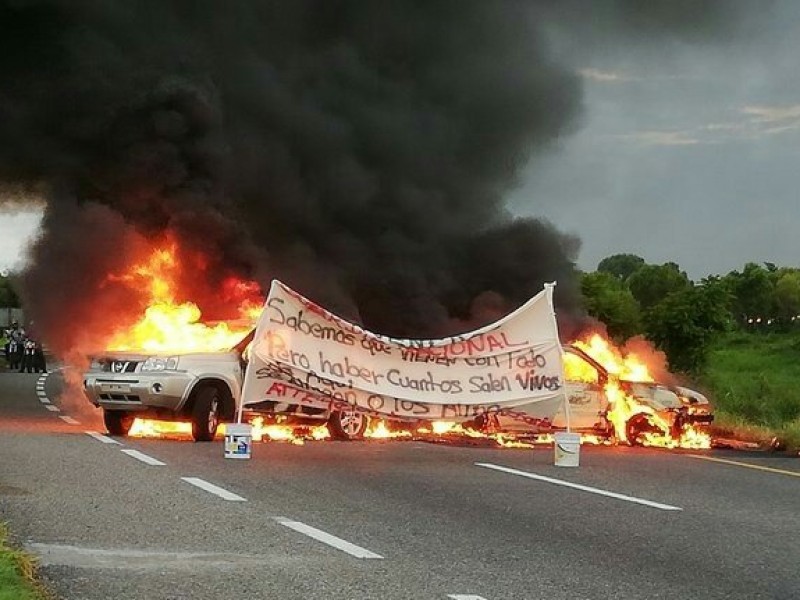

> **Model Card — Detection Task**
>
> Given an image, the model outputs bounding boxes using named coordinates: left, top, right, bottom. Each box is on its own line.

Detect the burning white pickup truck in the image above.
left=83, top=332, right=366, bottom=441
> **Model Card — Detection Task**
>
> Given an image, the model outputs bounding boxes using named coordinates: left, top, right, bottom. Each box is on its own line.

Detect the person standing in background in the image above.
left=20, top=339, right=35, bottom=373
left=7, top=338, right=20, bottom=370
left=1, top=326, right=9, bottom=368
left=33, top=340, right=47, bottom=373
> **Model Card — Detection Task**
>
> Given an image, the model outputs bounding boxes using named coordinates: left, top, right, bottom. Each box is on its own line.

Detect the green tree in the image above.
left=597, top=253, right=646, bottom=281
left=580, top=271, right=642, bottom=341
left=774, top=270, right=800, bottom=324
left=627, top=262, right=691, bottom=311
left=0, top=275, right=20, bottom=308
left=724, top=262, right=774, bottom=322
left=644, top=282, right=732, bottom=374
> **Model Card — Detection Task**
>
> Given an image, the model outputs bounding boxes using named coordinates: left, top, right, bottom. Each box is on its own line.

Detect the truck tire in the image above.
left=328, top=409, right=369, bottom=441
left=104, top=410, right=133, bottom=437
left=625, top=413, right=652, bottom=446
left=191, top=386, right=221, bottom=442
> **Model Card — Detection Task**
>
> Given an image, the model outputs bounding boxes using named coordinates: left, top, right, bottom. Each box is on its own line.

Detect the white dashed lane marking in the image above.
left=85, top=431, right=122, bottom=445
left=36, top=374, right=50, bottom=404
left=475, top=463, right=683, bottom=512
left=181, top=477, right=246, bottom=502
left=45, top=404, right=60, bottom=412
left=274, top=517, right=383, bottom=559
left=59, top=416, right=80, bottom=425
left=120, top=449, right=166, bottom=466
left=448, top=596, right=489, bottom=600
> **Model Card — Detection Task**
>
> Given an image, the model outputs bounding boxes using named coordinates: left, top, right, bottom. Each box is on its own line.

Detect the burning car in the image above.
left=474, top=344, right=713, bottom=446
left=563, top=342, right=713, bottom=447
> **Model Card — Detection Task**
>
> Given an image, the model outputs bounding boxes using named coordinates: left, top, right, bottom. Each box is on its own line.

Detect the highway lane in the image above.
left=2, top=369, right=800, bottom=599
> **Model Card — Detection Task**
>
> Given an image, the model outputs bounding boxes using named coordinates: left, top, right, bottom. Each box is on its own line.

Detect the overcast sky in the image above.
left=510, top=1, right=800, bottom=279
left=2, top=2, right=798, bottom=281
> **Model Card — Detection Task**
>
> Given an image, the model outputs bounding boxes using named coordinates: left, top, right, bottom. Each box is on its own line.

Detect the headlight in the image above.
left=141, top=356, right=180, bottom=372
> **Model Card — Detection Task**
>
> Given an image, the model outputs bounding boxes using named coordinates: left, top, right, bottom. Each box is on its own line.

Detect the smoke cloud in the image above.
left=0, top=1, right=752, bottom=350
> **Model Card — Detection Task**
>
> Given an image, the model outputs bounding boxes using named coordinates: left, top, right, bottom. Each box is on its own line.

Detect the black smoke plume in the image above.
left=0, top=1, right=753, bottom=351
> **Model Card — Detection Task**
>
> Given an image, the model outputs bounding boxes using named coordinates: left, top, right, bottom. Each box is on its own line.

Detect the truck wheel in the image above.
left=328, top=409, right=369, bottom=441
left=191, top=386, right=221, bottom=442
left=625, top=413, right=652, bottom=446
left=104, top=410, right=133, bottom=437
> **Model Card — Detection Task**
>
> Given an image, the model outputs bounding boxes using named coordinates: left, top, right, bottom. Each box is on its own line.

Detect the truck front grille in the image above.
left=99, top=393, right=141, bottom=403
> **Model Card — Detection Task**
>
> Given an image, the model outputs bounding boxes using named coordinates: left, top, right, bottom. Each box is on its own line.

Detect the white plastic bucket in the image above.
left=554, top=432, right=580, bottom=467
left=224, top=423, right=252, bottom=460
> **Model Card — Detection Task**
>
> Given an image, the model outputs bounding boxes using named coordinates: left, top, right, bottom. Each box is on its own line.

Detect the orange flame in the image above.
left=365, top=420, right=413, bottom=439
left=249, top=416, right=330, bottom=445
left=104, top=240, right=262, bottom=353
left=129, top=418, right=193, bottom=438
left=571, top=334, right=654, bottom=382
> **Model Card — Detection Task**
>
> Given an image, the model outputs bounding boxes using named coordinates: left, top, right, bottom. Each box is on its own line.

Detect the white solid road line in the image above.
left=274, top=517, right=384, bottom=559
left=45, top=404, right=60, bottom=412
left=120, top=449, right=166, bottom=466
left=448, top=595, right=489, bottom=600
left=475, top=463, right=683, bottom=512
left=59, top=416, right=80, bottom=425
left=181, top=477, right=247, bottom=502
left=85, top=431, right=122, bottom=445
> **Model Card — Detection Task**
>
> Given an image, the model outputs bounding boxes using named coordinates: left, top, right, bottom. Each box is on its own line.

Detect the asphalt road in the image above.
left=1, top=368, right=799, bottom=600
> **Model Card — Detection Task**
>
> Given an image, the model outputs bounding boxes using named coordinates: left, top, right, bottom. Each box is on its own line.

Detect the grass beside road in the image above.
left=702, top=331, right=800, bottom=448
left=0, top=524, right=46, bottom=600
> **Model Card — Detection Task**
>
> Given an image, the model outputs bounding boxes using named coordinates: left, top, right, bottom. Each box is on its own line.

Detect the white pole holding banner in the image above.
left=236, top=363, right=247, bottom=424
left=236, top=300, right=270, bottom=425
left=543, top=281, right=569, bottom=433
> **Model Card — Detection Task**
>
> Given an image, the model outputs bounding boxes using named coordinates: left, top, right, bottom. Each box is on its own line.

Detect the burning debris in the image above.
left=80, top=244, right=710, bottom=450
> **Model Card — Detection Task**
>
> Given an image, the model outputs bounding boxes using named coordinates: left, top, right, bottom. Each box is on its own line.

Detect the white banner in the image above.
left=241, top=280, right=565, bottom=427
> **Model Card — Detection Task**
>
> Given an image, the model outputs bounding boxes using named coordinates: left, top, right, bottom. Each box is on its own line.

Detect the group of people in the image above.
left=2, top=321, right=48, bottom=373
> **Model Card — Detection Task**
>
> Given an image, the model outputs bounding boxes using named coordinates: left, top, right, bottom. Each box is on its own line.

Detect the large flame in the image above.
left=104, top=240, right=262, bottom=353
left=570, top=334, right=654, bottom=382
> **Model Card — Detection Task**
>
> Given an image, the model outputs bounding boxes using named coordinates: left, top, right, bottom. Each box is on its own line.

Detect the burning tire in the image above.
left=328, top=409, right=369, bottom=441
left=103, top=410, right=133, bottom=437
left=625, top=413, right=653, bottom=446
left=191, top=386, right=221, bottom=442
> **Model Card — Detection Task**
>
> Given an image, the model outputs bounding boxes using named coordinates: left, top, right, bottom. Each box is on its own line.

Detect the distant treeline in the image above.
left=581, top=254, right=800, bottom=373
